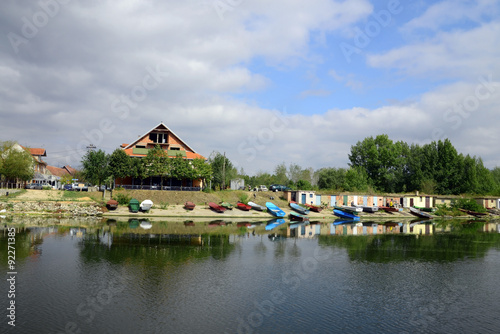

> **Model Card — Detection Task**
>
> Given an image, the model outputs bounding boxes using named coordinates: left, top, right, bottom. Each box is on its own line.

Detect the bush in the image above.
left=114, top=193, right=131, bottom=205
left=452, top=198, right=486, bottom=213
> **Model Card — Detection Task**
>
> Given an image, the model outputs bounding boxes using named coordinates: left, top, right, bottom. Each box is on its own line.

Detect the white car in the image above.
left=254, top=185, right=268, bottom=192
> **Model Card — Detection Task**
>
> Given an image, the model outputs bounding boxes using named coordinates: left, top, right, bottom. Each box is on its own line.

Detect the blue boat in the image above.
left=289, top=202, right=310, bottom=215
left=333, top=209, right=360, bottom=221
left=266, top=202, right=286, bottom=217
left=265, top=218, right=286, bottom=231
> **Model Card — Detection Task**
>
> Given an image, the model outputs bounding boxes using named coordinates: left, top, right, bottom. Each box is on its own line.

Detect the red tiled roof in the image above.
left=47, top=166, right=69, bottom=177
left=20, top=146, right=46, bottom=156
left=123, top=148, right=205, bottom=160
left=63, top=165, right=77, bottom=175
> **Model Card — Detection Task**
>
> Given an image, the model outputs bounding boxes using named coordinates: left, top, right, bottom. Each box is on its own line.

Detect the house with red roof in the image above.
left=116, top=122, right=207, bottom=190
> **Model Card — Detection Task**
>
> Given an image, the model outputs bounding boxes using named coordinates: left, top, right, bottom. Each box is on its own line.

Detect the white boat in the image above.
left=140, top=221, right=152, bottom=230
left=140, top=199, right=153, bottom=211
left=248, top=201, right=266, bottom=211
left=341, top=205, right=363, bottom=213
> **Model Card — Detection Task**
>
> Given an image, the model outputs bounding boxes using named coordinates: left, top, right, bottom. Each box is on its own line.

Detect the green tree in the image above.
left=190, top=158, right=213, bottom=189
left=317, top=167, right=347, bottom=190
left=81, top=149, right=109, bottom=187
left=130, top=158, right=147, bottom=188
left=143, top=145, right=171, bottom=187
left=343, top=166, right=369, bottom=192
left=208, top=151, right=236, bottom=190
left=108, top=149, right=130, bottom=187
left=273, top=162, right=288, bottom=185
left=0, top=142, right=34, bottom=184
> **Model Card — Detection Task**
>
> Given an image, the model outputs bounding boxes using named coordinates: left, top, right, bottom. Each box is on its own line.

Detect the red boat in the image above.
left=237, top=202, right=252, bottom=211
left=208, top=202, right=226, bottom=213
left=304, top=203, right=322, bottom=212
left=184, top=201, right=196, bottom=210
left=106, top=199, right=118, bottom=210
left=380, top=206, right=398, bottom=212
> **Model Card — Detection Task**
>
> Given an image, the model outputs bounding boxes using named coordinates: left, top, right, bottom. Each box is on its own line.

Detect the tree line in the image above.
left=0, top=141, right=34, bottom=185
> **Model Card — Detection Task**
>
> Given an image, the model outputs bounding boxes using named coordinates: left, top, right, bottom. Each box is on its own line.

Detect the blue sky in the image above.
left=1, top=0, right=499, bottom=175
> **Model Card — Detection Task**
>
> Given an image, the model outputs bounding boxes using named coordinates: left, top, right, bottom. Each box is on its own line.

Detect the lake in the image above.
left=1, top=217, right=500, bottom=334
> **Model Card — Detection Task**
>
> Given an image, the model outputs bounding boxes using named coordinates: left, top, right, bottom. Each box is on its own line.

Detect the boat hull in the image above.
left=409, top=207, right=432, bottom=219
left=184, top=202, right=196, bottom=210
left=333, top=209, right=360, bottom=221
left=290, top=203, right=310, bottom=215
left=208, top=202, right=226, bottom=213
left=266, top=202, right=286, bottom=217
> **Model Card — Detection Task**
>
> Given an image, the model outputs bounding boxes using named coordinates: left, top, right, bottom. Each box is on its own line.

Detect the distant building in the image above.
left=230, top=178, right=245, bottom=190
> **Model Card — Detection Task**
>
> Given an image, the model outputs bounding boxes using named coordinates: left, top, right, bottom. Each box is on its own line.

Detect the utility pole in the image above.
left=86, top=144, right=96, bottom=152
left=222, top=152, right=226, bottom=190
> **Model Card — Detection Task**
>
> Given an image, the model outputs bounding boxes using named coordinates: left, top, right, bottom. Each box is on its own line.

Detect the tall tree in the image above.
left=190, top=158, right=213, bottom=189
left=0, top=143, right=34, bottom=184
left=208, top=151, right=236, bottom=190
left=317, top=167, right=347, bottom=190
left=108, top=149, right=130, bottom=186
left=81, top=149, right=109, bottom=187
left=273, top=162, right=288, bottom=185
left=143, top=145, right=171, bottom=187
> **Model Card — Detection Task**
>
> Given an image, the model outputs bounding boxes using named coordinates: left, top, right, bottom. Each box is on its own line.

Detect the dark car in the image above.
left=269, top=184, right=291, bottom=192
left=25, top=183, right=43, bottom=190
left=63, top=184, right=73, bottom=191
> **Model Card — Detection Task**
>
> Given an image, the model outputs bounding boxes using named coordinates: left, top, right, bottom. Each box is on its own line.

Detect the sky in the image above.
left=1, top=0, right=499, bottom=176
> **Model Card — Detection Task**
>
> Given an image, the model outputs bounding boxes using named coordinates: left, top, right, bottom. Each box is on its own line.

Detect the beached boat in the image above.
left=290, top=202, right=310, bottom=215
left=140, top=200, right=153, bottom=212
left=414, top=206, right=436, bottom=212
left=458, top=208, right=488, bottom=217
left=304, top=203, right=322, bottom=212
left=358, top=205, right=378, bottom=213
left=409, top=207, right=432, bottom=219
left=248, top=201, right=266, bottom=211
left=129, top=199, right=140, bottom=213
left=266, top=202, right=286, bottom=217
left=333, top=209, right=360, bottom=221
left=265, top=218, right=286, bottom=231
left=106, top=199, right=118, bottom=210
left=236, top=202, right=252, bottom=211
left=340, top=205, right=362, bottom=213
left=208, top=202, right=226, bottom=213
left=220, top=202, right=234, bottom=210
left=184, top=201, right=196, bottom=210
left=289, top=211, right=309, bottom=221
left=379, top=206, right=398, bottom=213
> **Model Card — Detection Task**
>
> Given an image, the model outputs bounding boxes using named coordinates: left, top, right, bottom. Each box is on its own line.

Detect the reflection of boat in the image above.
left=290, top=202, right=309, bottom=215
left=289, top=221, right=310, bottom=229
left=266, top=202, right=285, bottom=217
left=139, top=221, right=152, bottom=229
left=129, top=199, right=140, bottom=213
left=248, top=201, right=266, bottom=211
left=208, top=202, right=226, bottom=213
left=209, top=220, right=226, bottom=226
left=458, top=208, right=488, bottom=217
left=140, top=200, right=153, bottom=211
left=265, top=218, right=286, bottom=231
left=289, top=211, right=309, bottom=221
left=129, top=219, right=139, bottom=228
left=106, top=200, right=118, bottom=210
left=333, top=209, right=360, bottom=221
left=184, top=202, right=196, bottom=210
left=409, top=207, right=433, bottom=219
left=237, top=222, right=252, bottom=227
left=333, top=219, right=355, bottom=225
left=184, top=221, right=195, bottom=226
left=237, top=202, right=252, bottom=211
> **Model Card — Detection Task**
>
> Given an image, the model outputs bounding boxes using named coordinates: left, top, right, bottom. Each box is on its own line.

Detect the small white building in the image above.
left=230, top=178, right=245, bottom=190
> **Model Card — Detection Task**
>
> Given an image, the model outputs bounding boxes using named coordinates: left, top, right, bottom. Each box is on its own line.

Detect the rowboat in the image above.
left=333, top=209, right=360, bottom=221
left=289, top=202, right=309, bottom=215
left=237, top=202, right=252, bottom=211
left=184, top=201, right=196, bottom=210
left=304, top=203, right=322, bottom=212
left=208, top=202, right=226, bottom=213
left=140, top=199, right=153, bottom=212
left=458, top=208, right=488, bottom=217
left=379, top=206, right=398, bottom=212
left=340, top=205, right=362, bottom=213
left=414, top=206, right=435, bottom=212
left=357, top=205, right=378, bottom=213
left=129, top=199, right=140, bottom=213
left=266, top=202, right=286, bottom=217
left=289, top=211, right=309, bottom=221
left=220, top=202, right=234, bottom=210
left=106, top=199, right=118, bottom=210
left=265, top=218, right=286, bottom=231
left=248, top=201, right=266, bottom=211
left=409, top=207, right=432, bottom=219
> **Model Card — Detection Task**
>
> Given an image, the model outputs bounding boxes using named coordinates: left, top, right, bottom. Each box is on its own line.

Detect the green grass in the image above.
left=61, top=191, right=91, bottom=200
left=0, top=189, right=26, bottom=201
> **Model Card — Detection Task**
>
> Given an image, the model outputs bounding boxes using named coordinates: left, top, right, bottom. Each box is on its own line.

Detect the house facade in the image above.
left=116, top=122, right=207, bottom=190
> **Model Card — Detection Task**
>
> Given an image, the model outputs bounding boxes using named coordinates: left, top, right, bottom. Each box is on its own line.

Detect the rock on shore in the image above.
left=0, top=201, right=103, bottom=216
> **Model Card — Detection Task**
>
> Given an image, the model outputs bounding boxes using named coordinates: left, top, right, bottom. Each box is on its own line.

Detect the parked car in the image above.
left=253, top=185, right=268, bottom=192
left=63, top=184, right=73, bottom=191
left=269, top=184, right=291, bottom=192
left=25, top=183, right=43, bottom=190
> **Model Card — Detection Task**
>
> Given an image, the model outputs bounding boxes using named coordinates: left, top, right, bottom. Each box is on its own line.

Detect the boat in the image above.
left=106, top=199, right=118, bottom=210
left=359, top=205, right=378, bottom=213
left=236, top=202, right=252, bottom=211
left=333, top=209, right=360, bottom=221
left=340, top=205, right=362, bottom=213
left=458, top=208, right=488, bottom=217
left=266, top=202, right=286, bottom=217
left=220, top=202, right=234, bottom=210
left=265, top=218, right=286, bottom=231
left=304, top=203, right=322, bottom=212
left=208, top=202, right=226, bottom=213
left=408, top=207, right=433, bottom=219
left=414, top=206, right=436, bottom=212
left=248, top=201, right=266, bottom=211
left=129, top=199, right=140, bottom=213
left=379, top=206, right=398, bottom=213
left=289, top=202, right=310, bottom=215
left=289, top=211, right=309, bottom=221
left=140, top=199, right=153, bottom=212
left=184, top=201, right=196, bottom=210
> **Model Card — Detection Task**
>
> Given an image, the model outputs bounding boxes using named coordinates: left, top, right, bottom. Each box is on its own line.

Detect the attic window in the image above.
left=170, top=147, right=180, bottom=150
left=149, top=132, right=167, bottom=144
left=136, top=144, right=146, bottom=148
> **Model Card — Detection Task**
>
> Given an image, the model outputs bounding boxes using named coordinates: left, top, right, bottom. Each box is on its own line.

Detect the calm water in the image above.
left=1, top=217, right=500, bottom=334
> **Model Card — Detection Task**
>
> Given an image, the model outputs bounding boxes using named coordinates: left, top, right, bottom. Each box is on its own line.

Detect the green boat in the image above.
left=220, top=202, right=234, bottom=210
left=129, top=198, right=140, bottom=213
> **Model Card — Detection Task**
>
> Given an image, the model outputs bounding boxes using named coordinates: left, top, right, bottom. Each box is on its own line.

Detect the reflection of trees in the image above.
left=79, top=232, right=235, bottom=265
left=318, top=229, right=500, bottom=263
left=0, top=228, right=33, bottom=266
